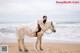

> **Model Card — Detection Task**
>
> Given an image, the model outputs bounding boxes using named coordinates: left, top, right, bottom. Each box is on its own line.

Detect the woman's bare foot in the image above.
left=24, top=49, right=28, bottom=52
left=40, top=48, right=44, bottom=51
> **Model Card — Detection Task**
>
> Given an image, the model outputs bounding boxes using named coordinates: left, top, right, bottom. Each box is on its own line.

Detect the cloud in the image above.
left=0, top=0, right=56, bottom=16
left=0, top=0, right=80, bottom=22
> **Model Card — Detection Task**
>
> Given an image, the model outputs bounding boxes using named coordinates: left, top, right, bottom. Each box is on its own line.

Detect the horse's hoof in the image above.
left=19, top=49, right=23, bottom=52
left=24, top=49, right=28, bottom=52
left=40, top=48, right=44, bottom=51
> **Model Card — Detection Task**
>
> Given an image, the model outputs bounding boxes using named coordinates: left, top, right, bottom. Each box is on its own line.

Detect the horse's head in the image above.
left=49, top=21, right=56, bottom=33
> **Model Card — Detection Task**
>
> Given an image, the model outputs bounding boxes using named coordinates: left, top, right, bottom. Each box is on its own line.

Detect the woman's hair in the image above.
left=43, top=16, right=47, bottom=19
left=43, top=16, right=47, bottom=24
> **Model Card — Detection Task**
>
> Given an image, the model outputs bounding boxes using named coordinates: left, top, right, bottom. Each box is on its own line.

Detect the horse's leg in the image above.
left=20, top=39, right=28, bottom=52
left=17, top=29, right=23, bottom=52
left=18, top=39, right=22, bottom=51
left=35, top=37, right=39, bottom=50
left=19, top=39, right=24, bottom=51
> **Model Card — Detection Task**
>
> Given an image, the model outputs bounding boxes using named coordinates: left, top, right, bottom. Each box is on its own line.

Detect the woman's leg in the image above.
left=36, top=32, right=43, bottom=51
left=39, top=36, right=43, bottom=50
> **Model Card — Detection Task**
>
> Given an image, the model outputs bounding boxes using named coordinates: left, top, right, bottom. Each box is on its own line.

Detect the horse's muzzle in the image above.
left=52, top=30, right=56, bottom=32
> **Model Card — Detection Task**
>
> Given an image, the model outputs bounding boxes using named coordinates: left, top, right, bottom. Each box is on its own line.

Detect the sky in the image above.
left=0, top=0, right=80, bottom=23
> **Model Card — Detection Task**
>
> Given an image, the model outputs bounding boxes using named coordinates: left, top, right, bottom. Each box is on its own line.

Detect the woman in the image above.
left=35, top=16, right=47, bottom=37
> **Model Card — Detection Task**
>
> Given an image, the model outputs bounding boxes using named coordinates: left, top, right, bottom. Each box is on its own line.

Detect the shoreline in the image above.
left=0, top=42, right=80, bottom=53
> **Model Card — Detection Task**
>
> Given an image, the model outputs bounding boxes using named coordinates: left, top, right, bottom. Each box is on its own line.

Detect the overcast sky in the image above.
left=0, top=0, right=80, bottom=23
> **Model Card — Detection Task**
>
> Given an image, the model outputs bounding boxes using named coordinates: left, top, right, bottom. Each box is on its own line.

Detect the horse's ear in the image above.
left=51, top=21, right=53, bottom=25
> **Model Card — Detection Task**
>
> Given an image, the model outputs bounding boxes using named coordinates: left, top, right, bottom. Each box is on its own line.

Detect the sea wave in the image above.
left=0, top=23, right=80, bottom=43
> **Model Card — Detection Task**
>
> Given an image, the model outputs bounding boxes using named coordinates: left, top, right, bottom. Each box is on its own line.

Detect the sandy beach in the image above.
left=1, top=42, right=80, bottom=53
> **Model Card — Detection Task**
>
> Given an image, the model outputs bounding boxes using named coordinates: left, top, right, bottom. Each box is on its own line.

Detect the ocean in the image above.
left=0, top=22, right=80, bottom=43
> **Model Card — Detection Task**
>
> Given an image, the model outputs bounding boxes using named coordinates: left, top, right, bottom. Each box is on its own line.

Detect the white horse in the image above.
left=17, top=21, right=56, bottom=52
